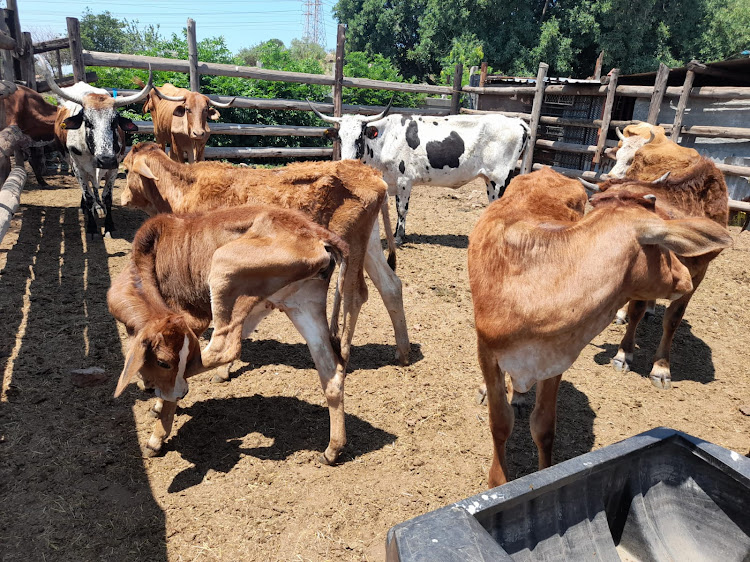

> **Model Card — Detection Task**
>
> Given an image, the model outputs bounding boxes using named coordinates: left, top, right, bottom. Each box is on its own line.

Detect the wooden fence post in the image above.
left=479, top=62, right=488, bottom=88
left=187, top=18, right=199, bottom=92
left=332, top=24, right=345, bottom=161
left=671, top=60, right=702, bottom=141
left=646, top=62, right=670, bottom=124
left=450, top=63, right=463, bottom=114
left=0, top=16, right=14, bottom=83
left=521, top=62, right=549, bottom=174
left=592, top=68, right=619, bottom=166
left=67, top=17, right=85, bottom=82
left=20, top=32, right=35, bottom=90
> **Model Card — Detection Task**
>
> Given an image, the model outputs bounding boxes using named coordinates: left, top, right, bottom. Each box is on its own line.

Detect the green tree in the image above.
left=80, top=8, right=162, bottom=54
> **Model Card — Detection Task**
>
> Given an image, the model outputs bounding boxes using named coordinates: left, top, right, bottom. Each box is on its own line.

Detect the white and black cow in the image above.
left=310, top=101, right=530, bottom=244
left=44, top=66, right=153, bottom=238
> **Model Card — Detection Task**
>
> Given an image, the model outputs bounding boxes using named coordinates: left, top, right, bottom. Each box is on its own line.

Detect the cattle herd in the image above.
left=4, top=70, right=739, bottom=495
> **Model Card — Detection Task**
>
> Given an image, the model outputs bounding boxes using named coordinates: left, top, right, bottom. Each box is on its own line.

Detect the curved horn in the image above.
left=40, top=63, right=86, bottom=106
left=362, top=96, right=394, bottom=123
left=113, top=65, right=154, bottom=107
left=616, top=127, right=626, bottom=141
left=208, top=96, right=236, bottom=108
left=578, top=177, right=601, bottom=193
left=645, top=130, right=656, bottom=144
left=652, top=171, right=670, bottom=184
left=153, top=87, right=186, bottom=103
left=307, top=99, right=341, bottom=124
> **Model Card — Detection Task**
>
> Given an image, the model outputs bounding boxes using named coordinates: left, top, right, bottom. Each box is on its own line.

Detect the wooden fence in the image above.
left=6, top=11, right=750, bottom=217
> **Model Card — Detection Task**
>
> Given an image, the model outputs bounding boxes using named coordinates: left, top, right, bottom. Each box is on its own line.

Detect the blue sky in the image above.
left=16, top=0, right=340, bottom=54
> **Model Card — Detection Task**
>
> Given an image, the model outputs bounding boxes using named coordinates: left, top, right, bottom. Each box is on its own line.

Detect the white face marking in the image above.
left=155, top=335, right=190, bottom=402
left=609, top=136, right=649, bottom=178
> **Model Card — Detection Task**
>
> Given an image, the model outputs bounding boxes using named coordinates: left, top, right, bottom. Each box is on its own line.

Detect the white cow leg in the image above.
left=144, top=399, right=177, bottom=457
left=486, top=169, right=518, bottom=202
left=72, top=165, right=100, bottom=239
left=393, top=179, right=412, bottom=245
left=614, top=303, right=629, bottom=325
left=284, top=281, right=347, bottom=465
left=364, top=221, right=410, bottom=365
left=148, top=397, right=164, bottom=418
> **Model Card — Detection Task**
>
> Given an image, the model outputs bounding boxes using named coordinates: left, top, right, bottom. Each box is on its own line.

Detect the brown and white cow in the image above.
left=468, top=167, right=732, bottom=487
left=108, top=204, right=349, bottom=462
left=595, top=122, right=730, bottom=388
left=137, top=79, right=234, bottom=163
left=121, top=142, right=409, bottom=369
left=2, top=85, right=59, bottom=185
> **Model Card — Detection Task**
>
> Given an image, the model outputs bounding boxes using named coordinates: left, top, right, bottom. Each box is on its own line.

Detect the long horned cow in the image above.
left=309, top=100, right=530, bottom=244
left=138, top=80, right=235, bottom=163
left=44, top=65, right=153, bottom=238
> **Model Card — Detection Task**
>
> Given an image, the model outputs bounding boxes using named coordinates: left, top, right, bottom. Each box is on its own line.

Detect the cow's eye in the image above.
left=156, top=360, right=171, bottom=369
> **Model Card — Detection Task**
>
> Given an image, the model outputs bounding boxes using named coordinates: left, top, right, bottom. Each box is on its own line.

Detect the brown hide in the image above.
left=468, top=167, right=732, bottom=487
left=3, top=85, right=58, bottom=141
left=142, top=84, right=220, bottom=163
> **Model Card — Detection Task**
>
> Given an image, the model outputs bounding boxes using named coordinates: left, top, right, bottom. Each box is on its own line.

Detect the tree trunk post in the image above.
left=332, top=23, right=345, bottom=160
left=479, top=62, right=488, bottom=88
left=671, top=60, right=702, bottom=141
left=67, top=17, right=85, bottom=83
left=55, top=49, right=62, bottom=78
left=521, top=62, right=549, bottom=174
left=0, top=15, right=13, bottom=85
left=20, top=32, right=35, bottom=90
left=646, top=62, right=670, bottom=124
left=450, top=63, right=463, bottom=114
left=592, top=68, right=619, bottom=166
left=187, top=18, right=199, bottom=92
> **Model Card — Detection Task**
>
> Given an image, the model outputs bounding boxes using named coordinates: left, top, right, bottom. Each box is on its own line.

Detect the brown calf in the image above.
left=122, top=142, right=409, bottom=369
left=138, top=80, right=233, bottom=163
left=468, top=167, right=732, bottom=487
left=108, top=204, right=350, bottom=463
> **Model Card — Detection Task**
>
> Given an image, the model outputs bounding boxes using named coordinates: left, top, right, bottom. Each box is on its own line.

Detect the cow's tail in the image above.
left=381, top=196, right=397, bottom=271
left=329, top=250, right=347, bottom=349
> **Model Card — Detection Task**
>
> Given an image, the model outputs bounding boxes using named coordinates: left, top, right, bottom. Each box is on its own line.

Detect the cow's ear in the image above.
left=365, top=126, right=379, bottom=139
left=172, top=105, right=186, bottom=118
left=636, top=217, right=733, bottom=257
left=61, top=112, right=84, bottom=130
left=134, top=159, right=159, bottom=181
left=114, top=337, right=147, bottom=398
left=324, top=128, right=339, bottom=140
left=208, top=107, right=220, bottom=121
left=118, top=116, right=139, bottom=132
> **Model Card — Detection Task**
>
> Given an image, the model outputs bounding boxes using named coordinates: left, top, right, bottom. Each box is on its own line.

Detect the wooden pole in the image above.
left=450, top=63, right=463, bottom=114
left=20, top=32, right=35, bottom=89
left=56, top=49, right=62, bottom=78
left=479, top=62, right=488, bottom=88
left=0, top=17, right=13, bottom=89
left=646, top=62, right=670, bottom=124
left=671, top=60, right=702, bottom=141
left=521, top=62, right=549, bottom=174
left=187, top=18, right=199, bottom=92
left=332, top=24, right=345, bottom=161
left=592, top=68, right=619, bottom=166
left=66, top=17, right=85, bottom=83
left=0, top=166, right=27, bottom=245
left=5, top=0, right=21, bottom=54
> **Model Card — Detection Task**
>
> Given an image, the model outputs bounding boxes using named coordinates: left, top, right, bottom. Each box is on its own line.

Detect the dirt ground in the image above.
left=1, top=165, right=748, bottom=562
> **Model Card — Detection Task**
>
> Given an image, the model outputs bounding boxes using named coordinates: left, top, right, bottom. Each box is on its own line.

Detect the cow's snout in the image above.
left=190, top=130, right=207, bottom=140
left=96, top=156, right=118, bottom=169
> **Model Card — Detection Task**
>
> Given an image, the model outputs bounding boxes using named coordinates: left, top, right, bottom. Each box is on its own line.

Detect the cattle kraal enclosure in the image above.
left=0, top=6, right=749, bottom=562
left=2, top=174, right=749, bottom=561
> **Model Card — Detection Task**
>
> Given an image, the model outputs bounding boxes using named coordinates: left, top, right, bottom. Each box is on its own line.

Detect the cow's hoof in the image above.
left=475, top=385, right=487, bottom=406
left=318, top=451, right=338, bottom=466
left=394, top=237, right=405, bottom=247
left=613, top=316, right=627, bottom=325
left=104, top=231, right=112, bottom=239
left=611, top=358, right=631, bottom=373
left=211, top=373, right=230, bottom=384
left=95, top=208, right=106, bottom=219
left=143, top=437, right=163, bottom=458
left=649, top=364, right=672, bottom=389
left=396, top=349, right=410, bottom=366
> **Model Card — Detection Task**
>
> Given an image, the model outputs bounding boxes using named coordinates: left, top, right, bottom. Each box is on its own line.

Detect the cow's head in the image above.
left=607, top=123, right=667, bottom=178
left=45, top=65, right=153, bottom=169
left=122, top=143, right=172, bottom=215
left=114, top=314, right=202, bottom=402
left=154, top=87, right=234, bottom=141
left=307, top=99, right=392, bottom=160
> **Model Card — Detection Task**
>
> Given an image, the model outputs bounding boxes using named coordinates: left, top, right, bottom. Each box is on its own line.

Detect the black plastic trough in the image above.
left=386, top=427, right=750, bottom=561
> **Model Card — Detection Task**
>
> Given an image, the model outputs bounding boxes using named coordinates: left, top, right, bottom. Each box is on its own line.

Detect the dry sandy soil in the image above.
left=1, top=165, right=748, bottom=562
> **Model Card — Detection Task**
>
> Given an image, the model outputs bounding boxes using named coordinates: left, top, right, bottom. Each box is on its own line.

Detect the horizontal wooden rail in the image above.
left=87, top=51, right=452, bottom=95
left=464, top=83, right=750, bottom=100
left=37, top=71, right=98, bottom=93
left=535, top=138, right=600, bottom=154
left=32, top=37, right=69, bottom=53
left=107, top=88, right=450, bottom=116
left=0, top=29, right=16, bottom=51
left=715, top=162, right=750, bottom=177
left=203, top=146, right=332, bottom=159
left=131, top=120, right=328, bottom=137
